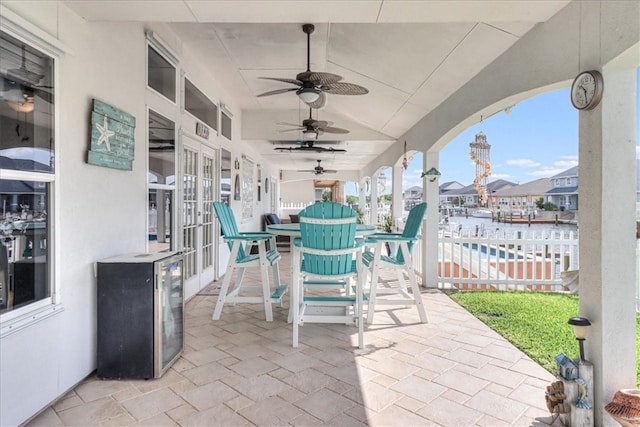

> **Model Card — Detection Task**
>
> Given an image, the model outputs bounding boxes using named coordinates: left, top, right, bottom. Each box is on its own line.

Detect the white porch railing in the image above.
left=361, top=204, right=390, bottom=226
left=438, top=229, right=579, bottom=291
left=412, top=232, right=640, bottom=312
left=410, top=229, right=579, bottom=292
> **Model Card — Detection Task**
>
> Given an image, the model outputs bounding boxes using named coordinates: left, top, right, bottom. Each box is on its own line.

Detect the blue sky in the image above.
left=348, top=70, right=640, bottom=195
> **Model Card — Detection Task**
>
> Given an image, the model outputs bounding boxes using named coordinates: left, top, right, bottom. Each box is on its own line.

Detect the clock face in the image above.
left=571, top=71, right=603, bottom=110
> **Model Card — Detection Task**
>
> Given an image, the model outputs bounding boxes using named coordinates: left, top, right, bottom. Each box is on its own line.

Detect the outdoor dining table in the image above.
left=266, top=222, right=377, bottom=324
left=266, top=222, right=377, bottom=244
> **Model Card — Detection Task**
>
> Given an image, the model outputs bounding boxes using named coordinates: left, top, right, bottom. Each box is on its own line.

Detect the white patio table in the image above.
left=267, top=223, right=377, bottom=324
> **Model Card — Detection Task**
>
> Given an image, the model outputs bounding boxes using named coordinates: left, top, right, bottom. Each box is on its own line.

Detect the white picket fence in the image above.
left=439, top=229, right=578, bottom=291
left=408, top=229, right=580, bottom=292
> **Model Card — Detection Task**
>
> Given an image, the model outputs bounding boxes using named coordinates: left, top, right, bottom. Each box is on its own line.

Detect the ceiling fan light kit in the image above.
left=297, top=87, right=320, bottom=103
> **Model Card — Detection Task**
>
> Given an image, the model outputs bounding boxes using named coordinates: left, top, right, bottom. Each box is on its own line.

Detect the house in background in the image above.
left=454, top=179, right=516, bottom=208
left=488, top=178, right=551, bottom=214
left=403, top=185, right=423, bottom=211
left=438, top=181, right=465, bottom=208
left=545, top=166, right=579, bottom=211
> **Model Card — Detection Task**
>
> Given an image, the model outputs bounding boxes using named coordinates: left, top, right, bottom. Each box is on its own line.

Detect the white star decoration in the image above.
left=96, top=115, right=115, bottom=152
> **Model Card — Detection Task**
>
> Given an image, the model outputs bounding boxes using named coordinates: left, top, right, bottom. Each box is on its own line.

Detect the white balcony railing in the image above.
left=437, top=229, right=579, bottom=291
left=409, top=229, right=580, bottom=292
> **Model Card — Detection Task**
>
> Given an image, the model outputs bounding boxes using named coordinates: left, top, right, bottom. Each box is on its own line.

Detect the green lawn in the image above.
left=445, top=290, right=640, bottom=386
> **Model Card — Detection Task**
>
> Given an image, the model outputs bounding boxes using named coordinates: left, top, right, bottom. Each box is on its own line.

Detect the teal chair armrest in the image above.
left=365, top=235, right=418, bottom=244
left=227, top=233, right=271, bottom=242
left=369, top=232, right=402, bottom=238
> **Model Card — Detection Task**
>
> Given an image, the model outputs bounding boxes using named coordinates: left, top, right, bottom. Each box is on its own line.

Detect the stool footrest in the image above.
left=303, top=296, right=356, bottom=304
left=270, top=285, right=288, bottom=301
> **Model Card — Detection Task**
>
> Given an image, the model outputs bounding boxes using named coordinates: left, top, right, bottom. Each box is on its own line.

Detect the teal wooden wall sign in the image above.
left=87, top=99, right=136, bottom=170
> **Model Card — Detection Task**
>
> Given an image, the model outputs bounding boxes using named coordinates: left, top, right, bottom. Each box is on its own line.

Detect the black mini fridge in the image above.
left=96, top=252, right=183, bottom=379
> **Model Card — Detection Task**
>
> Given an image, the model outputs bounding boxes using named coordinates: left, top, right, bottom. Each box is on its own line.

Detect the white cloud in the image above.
left=528, top=167, right=569, bottom=178
left=554, top=159, right=579, bottom=168
left=506, top=159, right=541, bottom=168
left=527, top=156, right=579, bottom=179
left=637, top=146, right=640, bottom=157
left=490, top=173, right=512, bottom=180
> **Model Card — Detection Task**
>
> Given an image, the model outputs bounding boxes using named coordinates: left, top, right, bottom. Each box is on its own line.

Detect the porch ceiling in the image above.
left=63, top=0, right=571, bottom=176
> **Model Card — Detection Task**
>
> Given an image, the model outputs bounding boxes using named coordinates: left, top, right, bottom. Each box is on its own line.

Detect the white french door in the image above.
left=181, top=135, right=218, bottom=299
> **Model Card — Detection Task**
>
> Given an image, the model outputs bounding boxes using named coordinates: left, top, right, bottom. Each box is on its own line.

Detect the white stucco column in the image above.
left=370, top=173, right=379, bottom=226
left=358, top=180, right=367, bottom=224
left=579, top=61, right=637, bottom=423
left=423, top=151, right=440, bottom=288
left=392, top=165, right=404, bottom=228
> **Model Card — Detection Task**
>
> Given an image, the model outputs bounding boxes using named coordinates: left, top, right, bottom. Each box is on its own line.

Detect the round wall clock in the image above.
left=570, top=70, right=604, bottom=110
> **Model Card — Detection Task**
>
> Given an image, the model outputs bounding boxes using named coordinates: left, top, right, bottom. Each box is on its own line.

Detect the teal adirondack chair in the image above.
left=292, top=202, right=365, bottom=348
left=362, top=202, right=428, bottom=324
left=213, top=202, right=287, bottom=322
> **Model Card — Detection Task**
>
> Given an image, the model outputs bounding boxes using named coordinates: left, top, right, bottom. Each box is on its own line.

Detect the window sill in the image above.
left=0, top=304, right=64, bottom=339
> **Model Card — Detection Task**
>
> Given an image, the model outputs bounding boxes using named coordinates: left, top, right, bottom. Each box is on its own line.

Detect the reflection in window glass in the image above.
left=148, top=110, right=175, bottom=252
left=221, top=112, right=231, bottom=140
left=148, top=110, right=175, bottom=185
left=185, top=79, right=217, bottom=130
left=0, top=180, right=50, bottom=314
left=0, top=32, right=55, bottom=172
left=148, top=189, right=172, bottom=253
left=0, top=31, right=54, bottom=317
left=220, top=149, right=231, bottom=206
left=147, top=45, right=176, bottom=102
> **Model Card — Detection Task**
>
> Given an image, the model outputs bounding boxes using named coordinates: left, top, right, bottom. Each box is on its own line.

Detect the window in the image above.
left=566, top=178, right=572, bottom=186
left=147, top=45, right=176, bottom=102
left=241, top=156, right=254, bottom=220
left=0, top=31, right=55, bottom=316
left=184, top=78, right=217, bottom=131
left=221, top=111, right=232, bottom=140
left=148, top=110, right=176, bottom=253
left=220, top=149, right=231, bottom=206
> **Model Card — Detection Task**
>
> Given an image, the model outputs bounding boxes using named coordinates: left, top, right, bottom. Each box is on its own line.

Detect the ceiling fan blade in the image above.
left=306, top=119, right=330, bottom=128
left=322, top=126, right=350, bottom=134
left=305, top=91, right=326, bottom=109
left=323, top=82, right=369, bottom=95
left=256, top=87, right=298, bottom=98
left=323, top=170, right=338, bottom=173
left=276, top=121, right=304, bottom=127
left=7, top=45, right=45, bottom=85
left=278, top=128, right=304, bottom=133
left=33, top=87, right=53, bottom=104
left=325, top=148, right=347, bottom=153
left=257, top=77, right=302, bottom=86
left=296, top=71, right=343, bottom=85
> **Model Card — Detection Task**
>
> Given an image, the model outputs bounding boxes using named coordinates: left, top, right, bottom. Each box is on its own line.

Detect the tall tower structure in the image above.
left=469, top=132, right=492, bottom=205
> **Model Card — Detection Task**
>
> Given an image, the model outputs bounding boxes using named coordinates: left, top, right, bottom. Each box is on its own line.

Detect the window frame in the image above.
left=0, top=9, right=64, bottom=333
left=145, top=31, right=179, bottom=105
left=221, top=110, right=232, bottom=140
left=183, top=76, right=218, bottom=133
left=147, top=108, right=177, bottom=253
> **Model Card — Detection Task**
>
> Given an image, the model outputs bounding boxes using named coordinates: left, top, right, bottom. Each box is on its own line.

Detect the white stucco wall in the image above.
left=0, top=4, right=280, bottom=425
